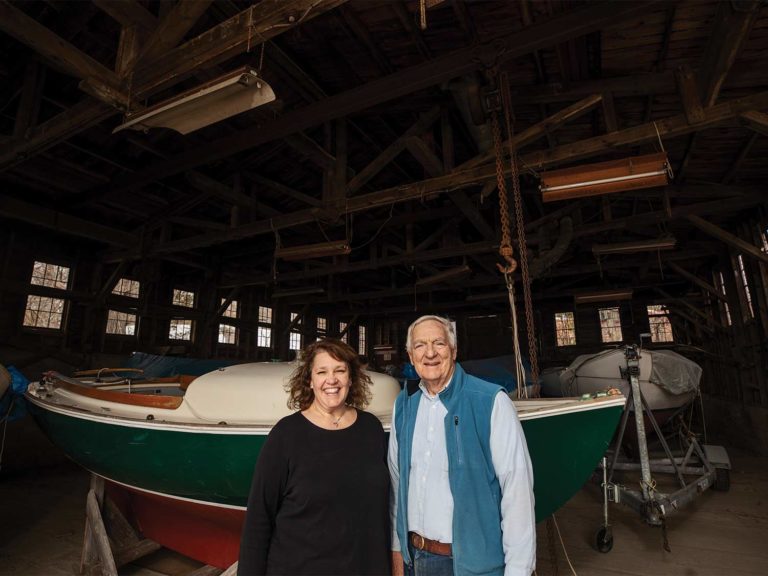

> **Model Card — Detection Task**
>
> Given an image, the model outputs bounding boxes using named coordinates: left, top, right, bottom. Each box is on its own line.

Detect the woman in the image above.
left=238, top=338, right=390, bottom=576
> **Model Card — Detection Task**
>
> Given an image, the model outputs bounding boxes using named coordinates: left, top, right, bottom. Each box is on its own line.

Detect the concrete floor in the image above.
left=1, top=451, right=766, bottom=575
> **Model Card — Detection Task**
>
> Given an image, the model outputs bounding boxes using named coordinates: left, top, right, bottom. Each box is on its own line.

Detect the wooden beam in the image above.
left=740, top=110, right=768, bottom=137
left=698, top=0, right=761, bottom=107
left=0, top=1, right=120, bottom=87
left=244, top=172, right=322, bottom=207
left=0, top=195, right=135, bottom=246
left=102, top=1, right=663, bottom=194
left=13, top=59, right=44, bottom=138
left=405, top=136, right=444, bottom=178
left=138, top=0, right=212, bottom=63
left=449, top=191, right=495, bottom=240
left=722, top=132, right=758, bottom=184
left=185, top=172, right=254, bottom=208
left=347, top=106, right=442, bottom=194
left=675, top=64, right=704, bottom=124
left=134, top=0, right=348, bottom=95
left=601, top=91, right=618, bottom=132
left=460, top=94, right=602, bottom=169
left=1, top=0, right=342, bottom=171
left=93, top=0, right=156, bottom=31
left=523, top=89, right=768, bottom=169
left=686, top=214, right=768, bottom=265
left=675, top=133, right=698, bottom=183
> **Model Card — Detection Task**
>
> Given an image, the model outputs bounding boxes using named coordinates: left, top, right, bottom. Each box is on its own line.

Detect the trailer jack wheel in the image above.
left=595, top=526, right=613, bottom=553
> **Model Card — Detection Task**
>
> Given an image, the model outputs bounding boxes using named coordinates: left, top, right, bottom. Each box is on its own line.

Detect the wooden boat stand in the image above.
left=595, top=344, right=731, bottom=553
left=79, top=474, right=238, bottom=576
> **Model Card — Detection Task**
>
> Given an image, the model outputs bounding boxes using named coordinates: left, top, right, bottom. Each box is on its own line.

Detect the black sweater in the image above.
left=238, top=410, right=391, bottom=576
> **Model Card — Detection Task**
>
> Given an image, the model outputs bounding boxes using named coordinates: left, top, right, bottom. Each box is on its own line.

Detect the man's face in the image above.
left=408, top=320, right=457, bottom=392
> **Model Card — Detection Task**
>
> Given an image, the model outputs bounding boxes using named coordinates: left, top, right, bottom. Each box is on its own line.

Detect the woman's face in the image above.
left=309, top=351, right=351, bottom=412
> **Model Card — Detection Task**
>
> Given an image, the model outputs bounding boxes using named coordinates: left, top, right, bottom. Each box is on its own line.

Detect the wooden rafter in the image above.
left=137, top=0, right=212, bottom=64
left=686, top=214, right=768, bottom=265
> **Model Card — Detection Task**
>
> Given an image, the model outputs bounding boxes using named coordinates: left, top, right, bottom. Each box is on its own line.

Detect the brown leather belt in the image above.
left=409, top=532, right=452, bottom=556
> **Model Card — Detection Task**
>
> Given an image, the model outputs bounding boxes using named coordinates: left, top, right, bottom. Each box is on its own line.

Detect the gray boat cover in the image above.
left=648, top=349, right=702, bottom=395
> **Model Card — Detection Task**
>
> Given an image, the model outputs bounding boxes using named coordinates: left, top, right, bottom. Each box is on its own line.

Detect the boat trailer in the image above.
left=595, top=342, right=731, bottom=553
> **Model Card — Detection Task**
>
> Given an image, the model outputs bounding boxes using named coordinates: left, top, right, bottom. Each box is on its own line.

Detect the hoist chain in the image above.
left=500, top=71, right=540, bottom=391
left=490, top=83, right=517, bottom=275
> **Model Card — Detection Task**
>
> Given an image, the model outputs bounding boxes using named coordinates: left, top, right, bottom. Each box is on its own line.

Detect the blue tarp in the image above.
left=461, top=355, right=533, bottom=393
left=1, top=365, right=29, bottom=422
left=125, top=351, right=238, bottom=378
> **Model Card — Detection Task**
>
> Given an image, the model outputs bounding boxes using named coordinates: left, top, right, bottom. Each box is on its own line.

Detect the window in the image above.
left=172, top=289, right=195, bottom=308
left=647, top=305, right=673, bottom=343
left=317, top=316, right=327, bottom=341
left=169, top=318, right=193, bottom=340
left=221, top=298, right=238, bottom=318
left=258, top=305, right=273, bottom=348
left=30, top=261, right=69, bottom=290
left=24, top=261, right=70, bottom=330
left=106, top=310, right=137, bottom=336
left=554, top=312, right=576, bottom=346
left=257, top=326, right=272, bottom=348
left=218, top=324, right=237, bottom=345
left=218, top=298, right=239, bottom=345
left=112, top=278, right=140, bottom=298
left=736, top=255, right=754, bottom=319
left=599, top=307, right=623, bottom=343
left=358, top=325, right=367, bottom=355
left=339, top=321, right=348, bottom=343
left=289, top=313, right=302, bottom=351
left=23, top=295, right=65, bottom=329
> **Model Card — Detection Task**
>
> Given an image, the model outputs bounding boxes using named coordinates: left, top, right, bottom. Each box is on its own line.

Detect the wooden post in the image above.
left=85, top=490, right=118, bottom=576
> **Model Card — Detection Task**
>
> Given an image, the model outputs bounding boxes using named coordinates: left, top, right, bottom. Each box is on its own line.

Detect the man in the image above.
left=388, top=315, right=536, bottom=576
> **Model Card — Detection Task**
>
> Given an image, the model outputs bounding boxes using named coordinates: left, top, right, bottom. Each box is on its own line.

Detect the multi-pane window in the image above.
left=169, top=318, right=193, bottom=340
left=112, top=278, right=140, bottom=298
left=218, top=324, right=237, bottom=345
left=317, top=317, right=327, bottom=341
left=647, top=305, right=673, bottom=343
left=23, top=295, right=66, bottom=329
left=23, top=261, right=70, bottom=330
left=736, top=255, right=755, bottom=319
left=106, top=310, right=137, bottom=336
left=289, top=313, right=302, bottom=351
left=339, top=321, right=348, bottom=343
left=221, top=298, right=238, bottom=318
left=218, top=298, right=239, bottom=345
left=599, top=307, right=623, bottom=343
left=257, top=326, right=272, bottom=348
left=554, top=312, right=576, bottom=346
left=258, top=305, right=273, bottom=348
left=30, top=261, right=69, bottom=289
left=172, top=289, right=195, bottom=308
left=358, top=325, right=367, bottom=355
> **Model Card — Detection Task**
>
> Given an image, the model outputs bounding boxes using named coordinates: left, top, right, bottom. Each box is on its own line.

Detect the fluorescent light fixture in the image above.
left=574, top=289, right=633, bottom=304
left=271, top=287, right=325, bottom=298
left=540, top=152, right=670, bottom=203
left=113, top=66, right=276, bottom=135
left=275, top=240, right=351, bottom=261
left=592, top=235, right=677, bottom=255
left=415, top=265, right=471, bottom=287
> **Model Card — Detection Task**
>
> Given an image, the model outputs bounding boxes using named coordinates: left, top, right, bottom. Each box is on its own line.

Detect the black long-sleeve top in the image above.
left=238, top=410, right=391, bottom=576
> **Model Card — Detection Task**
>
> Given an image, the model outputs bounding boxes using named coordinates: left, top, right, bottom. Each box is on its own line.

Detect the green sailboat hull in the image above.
left=28, top=398, right=622, bottom=522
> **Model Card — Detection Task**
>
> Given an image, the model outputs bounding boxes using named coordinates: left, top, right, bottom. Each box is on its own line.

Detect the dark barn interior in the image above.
left=1, top=1, right=768, bottom=574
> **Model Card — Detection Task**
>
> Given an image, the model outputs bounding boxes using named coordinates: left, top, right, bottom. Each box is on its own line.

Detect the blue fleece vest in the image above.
left=394, top=363, right=506, bottom=576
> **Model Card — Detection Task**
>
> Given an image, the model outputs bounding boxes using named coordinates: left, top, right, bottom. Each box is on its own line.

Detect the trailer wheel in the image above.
left=595, top=527, right=613, bottom=553
left=714, top=467, right=730, bottom=492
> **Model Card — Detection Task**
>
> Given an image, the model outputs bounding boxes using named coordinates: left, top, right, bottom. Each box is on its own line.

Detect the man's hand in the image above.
left=391, top=551, right=404, bottom=576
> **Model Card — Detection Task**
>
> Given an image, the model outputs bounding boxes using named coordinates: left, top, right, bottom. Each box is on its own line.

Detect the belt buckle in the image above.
left=414, top=533, right=426, bottom=551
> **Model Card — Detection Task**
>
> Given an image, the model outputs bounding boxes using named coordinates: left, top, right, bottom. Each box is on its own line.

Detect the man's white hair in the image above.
left=405, top=315, right=457, bottom=352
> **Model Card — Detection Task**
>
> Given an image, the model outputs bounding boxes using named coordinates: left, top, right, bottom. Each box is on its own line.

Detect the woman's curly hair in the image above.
left=286, top=338, right=372, bottom=411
